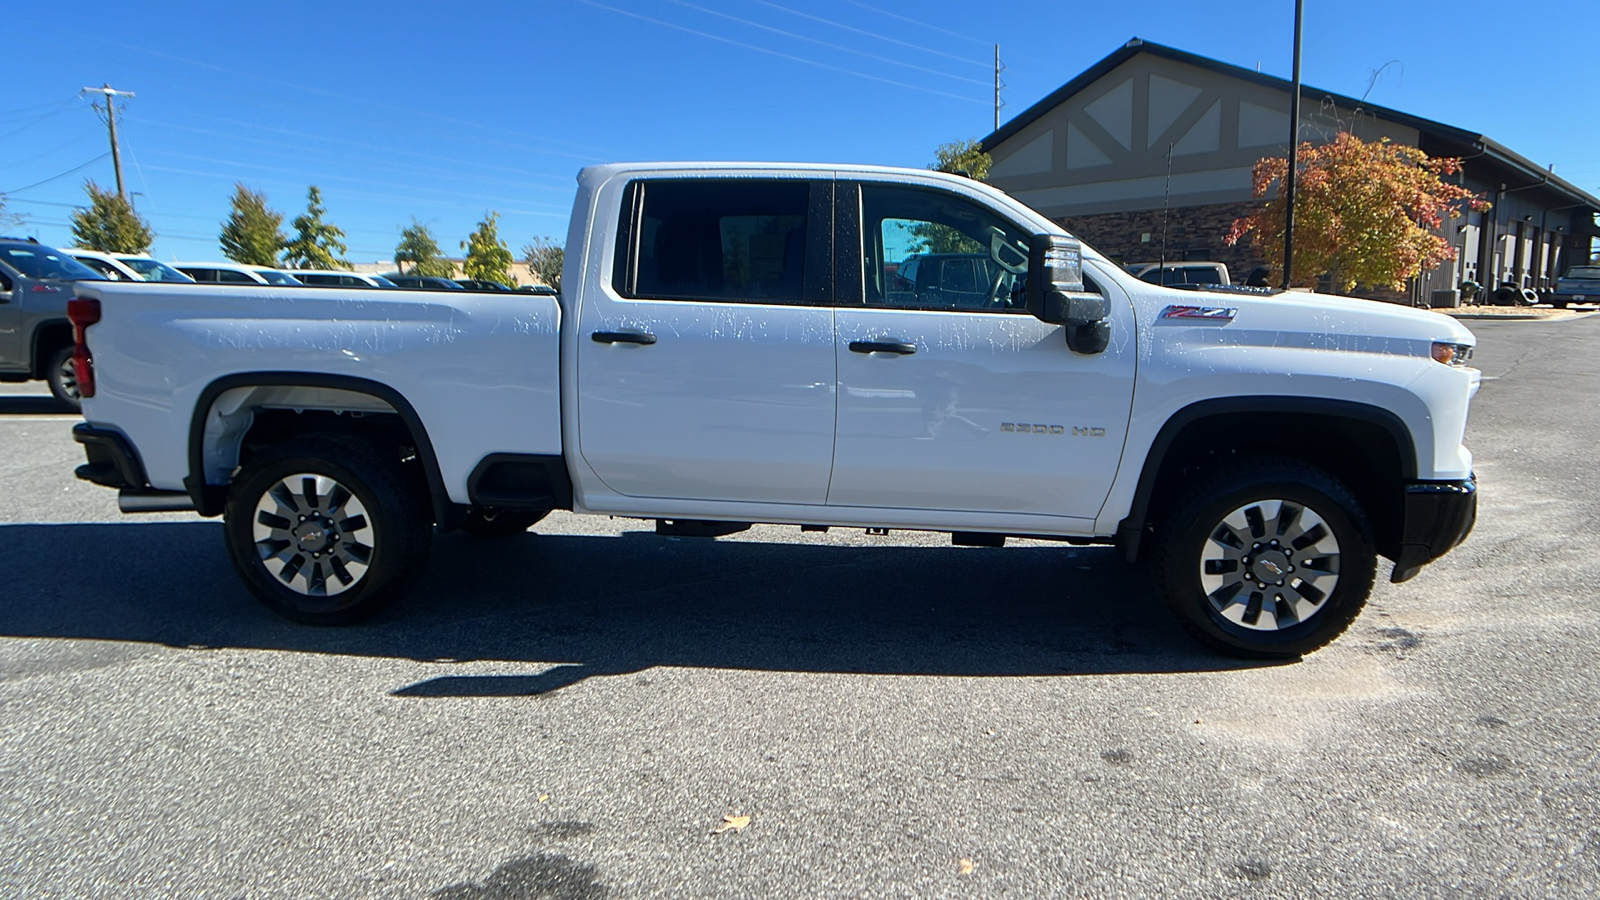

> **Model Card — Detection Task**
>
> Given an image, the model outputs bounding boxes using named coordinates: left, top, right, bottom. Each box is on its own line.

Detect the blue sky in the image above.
left=4, top=0, right=1595, bottom=266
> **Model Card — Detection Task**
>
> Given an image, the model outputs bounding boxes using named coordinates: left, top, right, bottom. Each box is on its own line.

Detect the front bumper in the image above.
left=1390, top=476, right=1477, bottom=583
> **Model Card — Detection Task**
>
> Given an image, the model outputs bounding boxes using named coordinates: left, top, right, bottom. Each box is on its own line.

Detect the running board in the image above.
left=118, top=490, right=196, bottom=513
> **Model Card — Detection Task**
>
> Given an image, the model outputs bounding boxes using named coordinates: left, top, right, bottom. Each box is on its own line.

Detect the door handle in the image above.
left=592, top=330, right=657, bottom=345
left=848, top=340, right=916, bottom=355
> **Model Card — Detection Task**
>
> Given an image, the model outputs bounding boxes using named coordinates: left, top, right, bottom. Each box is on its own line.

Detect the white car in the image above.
left=283, top=270, right=397, bottom=289
left=173, top=262, right=302, bottom=285
left=65, top=249, right=195, bottom=283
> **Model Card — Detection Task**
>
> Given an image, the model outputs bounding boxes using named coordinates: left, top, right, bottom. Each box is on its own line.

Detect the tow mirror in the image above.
left=1025, top=233, right=1110, bottom=354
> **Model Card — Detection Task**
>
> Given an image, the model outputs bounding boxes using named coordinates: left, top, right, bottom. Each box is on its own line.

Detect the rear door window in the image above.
left=613, top=178, right=828, bottom=305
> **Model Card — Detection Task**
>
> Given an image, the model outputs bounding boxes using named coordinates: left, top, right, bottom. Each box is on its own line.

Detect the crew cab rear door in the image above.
left=575, top=176, right=837, bottom=505
left=827, top=180, right=1137, bottom=520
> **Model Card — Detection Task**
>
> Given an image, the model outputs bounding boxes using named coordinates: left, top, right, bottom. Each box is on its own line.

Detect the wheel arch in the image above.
left=1117, top=396, right=1416, bottom=563
left=30, top=318, right=72, bottom=378
left=185, top=372, right=454, bottom=524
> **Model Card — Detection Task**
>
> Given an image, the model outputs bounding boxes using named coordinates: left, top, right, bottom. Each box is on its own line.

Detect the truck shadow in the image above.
left=0, top=395, right=76, bottom=415
left=0, top=521, right=1273, bottom=693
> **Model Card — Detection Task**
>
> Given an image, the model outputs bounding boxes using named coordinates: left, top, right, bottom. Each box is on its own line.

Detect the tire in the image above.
left=223, top=435, right=432, bottom=625
left=46, top=345, right=80, bottom=410
left=1151, top=456, right=1376, bottom=658
left=458, top=507, right=549, bottom=537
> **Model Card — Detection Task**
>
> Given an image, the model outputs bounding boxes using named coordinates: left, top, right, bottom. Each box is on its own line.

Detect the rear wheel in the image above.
left=1151, top=457, right=1376, bottom=658
left=224, top=435, right=431, bottom=624
left=46, top=346, right=80, bottom=410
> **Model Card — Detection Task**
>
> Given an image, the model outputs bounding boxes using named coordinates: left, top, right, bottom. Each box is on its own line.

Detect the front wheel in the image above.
left=224, top=435, right=432, bottom=625
left=46, top=346, right=80, bottom=410
left=1151, top=457, right=1376, bottom=658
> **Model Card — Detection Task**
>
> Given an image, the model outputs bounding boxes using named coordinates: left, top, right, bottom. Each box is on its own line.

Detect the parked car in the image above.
left=0, top=236, right=108, bottom=407
left=174, top=262, right=303, bottom=285
left=518, top=285, right=558, bottom=295
left=385, top=274, right=465, bottom=290
left=70, top=161, right=1480, bottom=659
left=1551, top=265, right=1600, bottom=309
left=1127, top=261, right=1231, bottom=287
left=889, top=253, right=1005, bottom=309
left=64, top=249, right=196, bottom=284
left=454, top=279, right=515, bottom=292
left=284, top=270, right=397, bottom=289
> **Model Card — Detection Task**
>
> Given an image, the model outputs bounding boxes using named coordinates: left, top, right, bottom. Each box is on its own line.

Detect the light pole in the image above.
left=1282, top=0, right=1304, bottom=290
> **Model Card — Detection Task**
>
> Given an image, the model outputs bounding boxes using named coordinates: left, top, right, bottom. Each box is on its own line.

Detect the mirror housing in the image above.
left=1026, top=233, right=1110, bottom=354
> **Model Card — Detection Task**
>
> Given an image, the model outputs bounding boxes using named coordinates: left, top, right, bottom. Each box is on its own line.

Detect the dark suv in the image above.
left=0, top=238, right=108, bottom=407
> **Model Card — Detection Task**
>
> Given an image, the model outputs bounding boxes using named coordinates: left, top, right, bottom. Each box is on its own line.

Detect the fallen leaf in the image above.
left=711, top=814, right=751, bottom=835
left=538, top=794, right=549, bottom=803
left=959, top=858, right=975, bottom=875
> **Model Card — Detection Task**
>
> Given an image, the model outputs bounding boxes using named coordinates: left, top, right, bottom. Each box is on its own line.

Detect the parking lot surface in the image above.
left=3, top=315, right=1598, bottom=898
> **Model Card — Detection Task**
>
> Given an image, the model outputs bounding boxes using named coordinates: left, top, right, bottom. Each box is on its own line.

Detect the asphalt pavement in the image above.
left=2, top=314, right=1598, bottom=898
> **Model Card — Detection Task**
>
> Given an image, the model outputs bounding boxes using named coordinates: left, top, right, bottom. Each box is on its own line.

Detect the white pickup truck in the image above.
left=68, top=162, right=1480, bottom=657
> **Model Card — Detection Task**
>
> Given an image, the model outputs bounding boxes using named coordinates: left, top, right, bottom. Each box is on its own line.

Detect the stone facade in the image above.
left=1057, top=200, right=1270, bottom=279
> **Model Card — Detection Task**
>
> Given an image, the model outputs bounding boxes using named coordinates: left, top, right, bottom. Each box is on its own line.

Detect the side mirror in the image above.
left=0, top=275, right=12, bottom=302
left=1025, top=233, right=1110, bottom=354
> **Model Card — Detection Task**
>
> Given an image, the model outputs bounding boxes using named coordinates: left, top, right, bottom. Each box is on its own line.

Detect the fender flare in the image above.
left=1115, top=396, right=1417, bottom=561
left=184, top=372, right=453, bottom=523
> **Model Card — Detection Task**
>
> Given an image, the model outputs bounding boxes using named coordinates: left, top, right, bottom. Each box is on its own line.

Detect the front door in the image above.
left=827, top=181, right=1137, bottom=520
left=576, top=176, right=837, bottom=505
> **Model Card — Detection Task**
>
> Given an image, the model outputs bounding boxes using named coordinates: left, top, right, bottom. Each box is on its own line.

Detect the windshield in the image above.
left=369, top=275, right=397, bottom=287
left=117, top=257, right=196, bottom=282
left=0, top=246, right=107, bottom=281
left=257, top=270, right=302, bottom=285
left=1563, top=267, right=1600, bottom=280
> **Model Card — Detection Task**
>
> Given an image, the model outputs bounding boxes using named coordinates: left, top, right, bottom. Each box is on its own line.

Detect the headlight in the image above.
left=1431, top=341, right=1473, bottom=366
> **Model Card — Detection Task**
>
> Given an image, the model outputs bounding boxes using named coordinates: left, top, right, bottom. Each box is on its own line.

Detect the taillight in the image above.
left=68, top=297, right=101, bottom=399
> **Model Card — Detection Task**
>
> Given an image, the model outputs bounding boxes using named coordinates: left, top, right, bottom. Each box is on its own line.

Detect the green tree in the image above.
left=461, top=211, right=516, bottom=285
left=280, top=186, right=348, bottom=270
left=70, top=180, right=153, bottom=253
left=1227, top=132, right=1489, bottom=291
left=522, top=237, right=564, bottom=292
left=930, top=138, right=992, bottom=181
left=395, top=219, right=455, bottom=277
left=905, top=139, right=994, bottom=255
left=218, top=183, right=286, bottom=266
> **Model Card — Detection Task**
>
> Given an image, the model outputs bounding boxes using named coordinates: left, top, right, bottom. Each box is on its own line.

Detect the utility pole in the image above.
left=994, top=44, right=1006, bottom=132
left=81, top=84, right=135, bottom=200
left=1282, top=0, right=1303, bottom=289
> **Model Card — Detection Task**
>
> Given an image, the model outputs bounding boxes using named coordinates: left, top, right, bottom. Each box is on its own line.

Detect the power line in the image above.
left=3, top=153, right=112, bottom=195
left=576, top=0, right=983, bottom=104
left=750, top=0, right=989, bottom=69
left=670, top=0, right=989, bottom=87
left=839, top=0, right=994, bottom=48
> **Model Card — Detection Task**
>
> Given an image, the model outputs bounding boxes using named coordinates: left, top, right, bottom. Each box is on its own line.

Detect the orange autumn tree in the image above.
left=1227, top=132, right=1489, bottom=291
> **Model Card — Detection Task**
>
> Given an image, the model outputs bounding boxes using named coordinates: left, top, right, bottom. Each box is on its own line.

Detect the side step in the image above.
left=655, top=519, right=751, bottom=538
left=118, top=489, right=196, bottom=513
